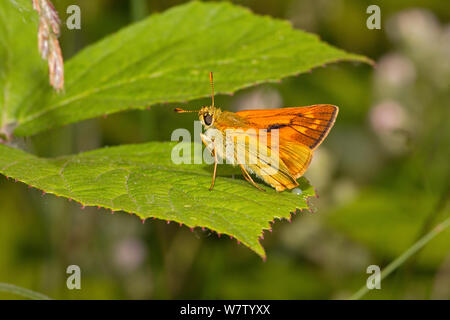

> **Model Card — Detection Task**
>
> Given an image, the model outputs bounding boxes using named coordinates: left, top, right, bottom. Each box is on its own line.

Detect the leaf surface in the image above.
left=0, top=142, right=315, bottom=258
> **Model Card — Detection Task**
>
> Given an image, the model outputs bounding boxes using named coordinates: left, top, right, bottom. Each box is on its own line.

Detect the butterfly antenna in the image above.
left=209, top=71, right=215, bottom=108
left=175, top=72, right=215, bottom=113
left=174, top=108, right=198, bottom=113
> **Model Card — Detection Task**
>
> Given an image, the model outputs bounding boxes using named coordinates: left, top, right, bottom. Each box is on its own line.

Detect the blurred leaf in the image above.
left=0, top=142, right=315, bottom=258
left=350, top=216, right=450, bottom=299
left=0, top=282, right=51, bottom=300
left=214, top=258, right=330, bottom=299
left=0, top=0, right=48, bottom=137
left=12, top=1, right=370, bottom=136
left=326, top=189, right=450, bottom=268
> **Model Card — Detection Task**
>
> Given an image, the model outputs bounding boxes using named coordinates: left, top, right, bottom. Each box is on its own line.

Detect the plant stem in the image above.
left=0, top=282, right=51, bottom=300
left=349, top=216, right=450, bottom=300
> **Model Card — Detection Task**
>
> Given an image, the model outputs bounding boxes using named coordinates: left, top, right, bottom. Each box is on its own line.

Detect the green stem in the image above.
left=0, top=282, right=51, bottom=300
left=349, top=216, right=450, bottom=300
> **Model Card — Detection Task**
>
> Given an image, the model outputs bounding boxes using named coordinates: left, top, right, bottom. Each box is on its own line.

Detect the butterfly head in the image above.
left=199, top=106, right=221, bottom=128
left=173, top=105, right=221, bottom=129
left=174, top=72, right=221, bottom=128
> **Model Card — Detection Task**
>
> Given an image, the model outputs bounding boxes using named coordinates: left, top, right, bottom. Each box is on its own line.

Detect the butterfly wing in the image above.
left=233, top=133, right=301, bottom=191
left=236, top=105, right=338, bottom=182
left=277, top=139, right=313, bottom=180
left=249, top=138, right=312, bottom=190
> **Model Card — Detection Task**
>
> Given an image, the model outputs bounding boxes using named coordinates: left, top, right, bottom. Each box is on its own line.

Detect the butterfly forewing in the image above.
left=236, top=104, right=338, bottom=150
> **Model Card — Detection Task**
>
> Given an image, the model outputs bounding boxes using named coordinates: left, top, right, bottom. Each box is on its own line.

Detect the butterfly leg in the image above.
left=239, top=164, right=265, bottom=192
left=200, top=134, right=216, bottom=158
left=240, top=166, right=258, bottom=187
left=209, top=141, right=218, bottom=191
left=240, top=168, right=252, bottom=183
left=200, top=134, right=218, bottom=191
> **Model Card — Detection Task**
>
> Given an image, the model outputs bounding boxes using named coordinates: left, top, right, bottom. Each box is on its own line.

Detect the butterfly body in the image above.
left=175, top=73, right=338, bottom=192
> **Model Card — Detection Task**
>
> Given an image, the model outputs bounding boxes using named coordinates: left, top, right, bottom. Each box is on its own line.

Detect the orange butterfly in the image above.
left=175, top=72, right=338, bottom=192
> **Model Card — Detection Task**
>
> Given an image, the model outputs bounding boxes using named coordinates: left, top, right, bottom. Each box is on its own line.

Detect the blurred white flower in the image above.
left=369, top=100, right=408, bottom=133
left=386, top=9, right=450, bottom=87
left=113, top=237, right=147, bottom=273
left=369, top=100, right=411, bottom=154
left=375, top=53, right=416, bottom=90
left=387, top=9, right=440, bottom=50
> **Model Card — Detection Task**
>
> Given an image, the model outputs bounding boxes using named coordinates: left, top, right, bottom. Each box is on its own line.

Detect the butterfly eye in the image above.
left=203, top=113, right=213, bottom=126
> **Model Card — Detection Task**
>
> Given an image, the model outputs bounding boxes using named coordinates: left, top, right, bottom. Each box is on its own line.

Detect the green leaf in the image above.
left=0, top=0, right=48, bottom=137
left=11, top=1, right=371, bottom=136
left=0, top=142, right=315, bottom=258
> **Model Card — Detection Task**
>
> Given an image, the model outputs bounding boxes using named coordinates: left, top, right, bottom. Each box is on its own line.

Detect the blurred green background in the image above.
left=1, top=0, right=449, bottom=299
